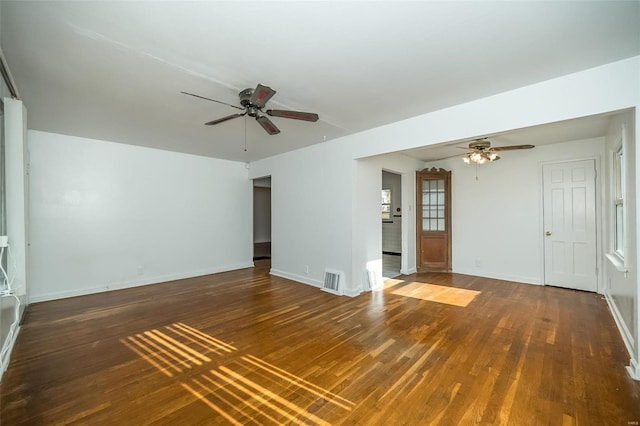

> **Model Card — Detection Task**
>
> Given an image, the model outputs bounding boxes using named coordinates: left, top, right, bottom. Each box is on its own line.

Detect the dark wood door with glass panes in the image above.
left=416, top=168, right=451, bottom=271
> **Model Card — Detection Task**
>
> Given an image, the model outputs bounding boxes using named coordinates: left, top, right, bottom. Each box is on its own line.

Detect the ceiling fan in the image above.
left=459, top=138, right=534, bottom=164
left=181, top=84, right=319, bottom=135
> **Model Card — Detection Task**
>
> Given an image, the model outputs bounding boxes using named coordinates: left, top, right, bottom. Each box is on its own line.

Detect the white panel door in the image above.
left=543, top=160, right=597, bottom=292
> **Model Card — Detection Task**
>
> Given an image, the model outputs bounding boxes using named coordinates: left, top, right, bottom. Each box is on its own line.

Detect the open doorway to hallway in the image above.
left=382, top=170, right=402, bottom=278
left=253, top=177, right=271, bottom=260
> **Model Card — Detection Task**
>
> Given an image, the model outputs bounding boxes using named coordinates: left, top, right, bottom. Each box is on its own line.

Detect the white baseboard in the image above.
left=269, top=269, right=322, bottom=288
left=627, top=358, right=640, bottom=381
left=453, top=268, right=542, bottom=285
left=270, top=269, right=364, bottom=297
left=401, top=267, right=417, bottom=275
left=29, top=262, right=255, bottom=303
left=343, top=287, right=362, bottom=297
left=0, top=326, right=20, bottom=383
left=604, top=292, right=636, bottom=365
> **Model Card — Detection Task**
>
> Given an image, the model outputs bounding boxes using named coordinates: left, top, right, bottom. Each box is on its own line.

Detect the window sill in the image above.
left=605, top=253, right=628, bottom=274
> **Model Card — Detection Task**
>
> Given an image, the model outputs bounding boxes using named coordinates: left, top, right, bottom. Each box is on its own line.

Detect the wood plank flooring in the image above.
left=1, top=260, right=639, bottom=425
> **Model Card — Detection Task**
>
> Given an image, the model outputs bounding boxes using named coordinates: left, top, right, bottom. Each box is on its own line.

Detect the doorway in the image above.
left=382, top=171, right=402, bottom=278
left=416, top=167, right=452, bottom=272
left=542, top=159, right=597, bottom=292
left=253, top=177, right=271, bottom=260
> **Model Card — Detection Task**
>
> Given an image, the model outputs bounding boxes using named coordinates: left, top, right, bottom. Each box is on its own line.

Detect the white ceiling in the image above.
left=2, top=1, right=639, bottom=162
left=404, top=111, right=621, bottom=162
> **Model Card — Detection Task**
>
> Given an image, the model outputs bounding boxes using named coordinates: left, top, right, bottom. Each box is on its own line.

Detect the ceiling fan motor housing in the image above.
left=239, top=88, right=254, bottom=107
left=469, top=140, right=491, bottom=150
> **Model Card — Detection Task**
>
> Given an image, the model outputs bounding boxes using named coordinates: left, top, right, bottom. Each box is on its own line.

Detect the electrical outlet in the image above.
left=0, top=236, right=8, bottom=248
left=475, top=258, right=482, bottom=267
left=304, top=265, right=309, bottom=274
left=137, top=266, right=144, bottom=275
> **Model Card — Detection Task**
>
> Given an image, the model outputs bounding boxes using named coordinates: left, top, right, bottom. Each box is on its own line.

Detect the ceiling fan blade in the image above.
left=181, top=91, right=244, bottom=111
left=266, top=109, right=319, bottom=122
left=205, top=113, right=245, bottom=126
left=491, top=144, right=535, bottom=151
left=256, top=115, right=280, bottom=135
left=250, top=84, right=276, bottom=108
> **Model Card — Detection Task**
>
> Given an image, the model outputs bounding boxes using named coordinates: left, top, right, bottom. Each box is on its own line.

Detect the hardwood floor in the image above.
left=1, top=261, right=639, bottom=425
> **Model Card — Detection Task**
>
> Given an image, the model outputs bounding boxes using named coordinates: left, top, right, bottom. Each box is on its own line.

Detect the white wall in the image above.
left=250, top=148, right=423, bottom=294
left=352, top=157, right=384, bottom=291
left=603, top=110, right=638, bottom=379
left=1, top=98, right=27, bottom=376
left=425, top=137, right=605, bottom=284
left=4, top=99, right=27, bottom=298
left=249, top=140, right=354, bottom=292
left=352, top=154, right=424, bottom=291
left=28, top=130, right=253, bottom=302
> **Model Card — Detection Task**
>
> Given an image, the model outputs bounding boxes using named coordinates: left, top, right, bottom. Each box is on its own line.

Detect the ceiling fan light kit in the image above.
left=463, top=151, right=499, bottom=164
left=460, top=138, right=534, bottom=165
left=182, top=84, right=319, bottom=136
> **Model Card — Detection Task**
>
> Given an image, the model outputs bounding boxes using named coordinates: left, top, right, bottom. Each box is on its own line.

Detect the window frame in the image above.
left=381, top=189, right=391, bottom=220
left=612, top=130, right=625, bottom=260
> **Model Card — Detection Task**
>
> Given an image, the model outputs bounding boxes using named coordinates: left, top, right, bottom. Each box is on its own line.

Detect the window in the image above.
left=381, top=189, right=391, bottom=220
left=613, top=145, right=624, bottom=257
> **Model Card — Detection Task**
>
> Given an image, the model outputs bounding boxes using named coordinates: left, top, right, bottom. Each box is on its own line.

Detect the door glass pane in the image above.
left=421, top=178, right=447, bottom=232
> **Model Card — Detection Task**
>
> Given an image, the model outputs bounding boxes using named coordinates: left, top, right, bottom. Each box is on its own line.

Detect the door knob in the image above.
left=545, top=231, right=552, bottom=236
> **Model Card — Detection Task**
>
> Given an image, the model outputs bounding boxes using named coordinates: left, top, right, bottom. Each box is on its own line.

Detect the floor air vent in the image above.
left=322, top=269, right=343, bottom=295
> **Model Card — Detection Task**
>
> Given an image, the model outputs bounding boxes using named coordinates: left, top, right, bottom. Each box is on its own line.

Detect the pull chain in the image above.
left=244, top=115, right=247, bottom=152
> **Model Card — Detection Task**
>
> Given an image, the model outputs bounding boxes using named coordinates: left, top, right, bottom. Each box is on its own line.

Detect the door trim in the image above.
left=539, top=156, right=602, bottom=293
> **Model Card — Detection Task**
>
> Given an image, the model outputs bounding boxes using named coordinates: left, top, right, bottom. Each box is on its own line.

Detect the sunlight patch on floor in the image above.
left=390, top=282, right=481, bottom=307
left=382, top=278, right=404, bottom=289
left=122, top=322, right=354, bottom=424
